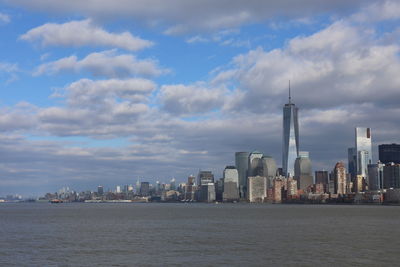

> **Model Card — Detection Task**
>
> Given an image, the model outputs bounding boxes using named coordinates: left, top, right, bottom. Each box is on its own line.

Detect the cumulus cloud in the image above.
left=7, top=0, right=375, bottom=34
left=159, top=83, right=227, bottom=115
left=20, top=19, right=153, bottom=50
left=34, top=50, right=166, bottom=78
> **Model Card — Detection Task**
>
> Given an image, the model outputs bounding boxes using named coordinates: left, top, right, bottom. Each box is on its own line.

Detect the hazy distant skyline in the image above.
left=1, top=0, right=400, bottom=195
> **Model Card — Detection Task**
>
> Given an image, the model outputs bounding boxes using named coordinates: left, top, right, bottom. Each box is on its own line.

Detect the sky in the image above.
left=1, top=0, right=400, bottom=196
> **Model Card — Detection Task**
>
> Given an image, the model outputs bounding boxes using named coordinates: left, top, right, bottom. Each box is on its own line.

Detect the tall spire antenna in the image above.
left=288, top=80, right=291, bottom=104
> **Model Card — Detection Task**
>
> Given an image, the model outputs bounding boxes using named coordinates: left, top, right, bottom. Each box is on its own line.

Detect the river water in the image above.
left=0, top=203, right=399, bottom=266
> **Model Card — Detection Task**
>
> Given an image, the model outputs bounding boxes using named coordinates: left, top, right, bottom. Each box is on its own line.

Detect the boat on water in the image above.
left=50, top=199, right=63, bottom=204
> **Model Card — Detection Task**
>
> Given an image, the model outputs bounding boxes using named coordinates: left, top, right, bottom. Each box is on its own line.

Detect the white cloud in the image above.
left=159, top=83, right=227, bottom=115
left=351, top=0, right=400, bottom=22
left=20, top=19, right=153, bottom=51
left=0, top=12, right=10, bottom=24
left=7, top=0, right=374, bottom=34
left=35, top=50, right=166, bottom=78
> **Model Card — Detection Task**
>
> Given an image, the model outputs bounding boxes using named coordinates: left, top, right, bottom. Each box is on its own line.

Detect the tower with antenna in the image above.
left=282, top=80, right=299, bottom=177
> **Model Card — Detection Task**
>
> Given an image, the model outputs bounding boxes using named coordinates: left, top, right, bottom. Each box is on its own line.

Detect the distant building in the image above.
left=199, top=183, right=216, bottom=203
left=368, top=162, right=384, bottom=190
left=273, top=177, right=284, bottom=203
left=97, top=186, right=104, bottom=196
left=140, top=182, right=150, bottom=196
left=235, top=152, right=250, bottom=199
left=197, top=171, right=214, bottom=186
left=294, top=152, right=313, bottom=190
left=355, top=127, right=372, bottom=181
left=262, top=156, right=277, bottom=189
left=282, top=86, right=299, bottom=178
left=315, top=170, right=329, bottom=193
left=184, top=175, right=196, bottom=201
left=223, top=166, right=239, bottom=202
left=383, top=163, right=400, bottom=189
left=379, top=144, right=400, bottom=164
left=248, top=151, right=264, bottom=177
left=348, top=147, right=357, bottom=180
left=333, top=162, right=347, bottom=195
left=354, top=175, right=366, bottom=193
left=247, top=176, right=267, bottom=203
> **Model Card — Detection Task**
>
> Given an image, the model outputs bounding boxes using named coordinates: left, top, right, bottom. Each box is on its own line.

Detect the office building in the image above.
left=379, top=144, right=400, bottom=164
left=184, top=175, right=196, bottom=201
left=97, top=186, right=104, bottom=196
left=355, top=127, right=372, bottom=180
left=294, top=151, right=313, bottom=190
left=197, top=171, right=214, bottom=186
left=248, top=151, right=263, bottom=177
left=348, top=147, right=357, bottom=180
left=383, top=163, right=400, bottom=189
left=333, top=162, right=347, bottom=195
left=247, top=176, right=267, bottom=203
left=262, top=156, right=277, bottom=188
left=235, top=152, right=250, bottom=198
left=223, top=166, right=239, bottom=202
left=199, top=183, right=216, bottom=203
left=368, top=162, right=384, bottom=190
left=282, top=86, right=299, bottom=177
left=140, top=182, right=150, bottom=196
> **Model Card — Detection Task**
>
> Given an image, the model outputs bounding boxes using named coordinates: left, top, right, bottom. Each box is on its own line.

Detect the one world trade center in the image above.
left=282, top=84, right=299, bottom=177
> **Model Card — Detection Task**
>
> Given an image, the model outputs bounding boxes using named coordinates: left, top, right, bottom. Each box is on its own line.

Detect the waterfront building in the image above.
left=355, top=127, right=372, bottom=181
left=379, top=144, right=400, bottom=164
left=315, top=170, right=329, bottom=193
left=235, top=152, right=250, bottom=198
left=140, top=182, right=150, bottom=196
left=354, top=175, right=365, bottom=193
left=199, top=183, right=216, bottom=203
left=333, top=162, right=347, bottom=195
left=262, top=156, right=277, bottom=189
left=294, top=151, right=313, bottom=190
left=136, top=179, right=141, bottom=194
left=273, top=177, right=284, bottom=203
left=368, top=162, right=385, bottom=190
left=247, top=176, right=267, bottom=203
left=116, top=186, right=121, bottom=193
left=383, top=163, right=400, bottom=189
left=282, top=85, right=299, bottom=178
left=286, top=177, right=298, bottom=198
left=184, top=175, right=196, bottom=201
left=97, top=186, right=104, bottom=196
left=223, top=166, right=239, bottom=202
left=170, top=178, right=176, bottom=191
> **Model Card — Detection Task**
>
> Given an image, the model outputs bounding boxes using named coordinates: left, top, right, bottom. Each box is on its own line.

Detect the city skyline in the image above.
left=1, top=1, right=400, bottom=195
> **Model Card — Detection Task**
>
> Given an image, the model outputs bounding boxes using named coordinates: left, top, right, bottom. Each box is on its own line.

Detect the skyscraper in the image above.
left=248, top=151, right=263, bottom=177
left=294, top=151, right=313, bottom=190
left=368, top=162, right=384, bottom=190
left=379, top=144, right=400, bottom=164
left=282, top=85, right=299, bottom=177
left=223, top=166, right=239, bottom=202
left=235, top=152, right=249, bottom=198
left=355, top=127, right=372, bottom=180
left=262, top=156, right=277, bottom=188
left=333, top=162, right=347, bottom=195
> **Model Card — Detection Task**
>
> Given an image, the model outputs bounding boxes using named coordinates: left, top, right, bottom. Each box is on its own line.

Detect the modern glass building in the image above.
left=355, top=127, right=372, bottom=179
left=235, top=152, right=250, bottom=198
left=282, top=90, right=299, bottom=177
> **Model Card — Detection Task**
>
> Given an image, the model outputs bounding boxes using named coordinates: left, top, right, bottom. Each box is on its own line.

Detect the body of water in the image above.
left=0, top=203, right=399, bottom=266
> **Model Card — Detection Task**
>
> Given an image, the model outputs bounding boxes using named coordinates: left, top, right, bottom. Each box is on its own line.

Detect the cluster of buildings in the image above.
left=36, top=91, right=400, bottom=204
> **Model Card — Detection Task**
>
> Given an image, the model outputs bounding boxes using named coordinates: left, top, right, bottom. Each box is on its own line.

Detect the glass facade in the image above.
left=282, top=101, right=299, bottom=177
left=355, top=127, right=372, bottom=178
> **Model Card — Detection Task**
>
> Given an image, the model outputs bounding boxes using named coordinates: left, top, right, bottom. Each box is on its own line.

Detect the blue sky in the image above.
left=1, top=0, right=400, bottom=196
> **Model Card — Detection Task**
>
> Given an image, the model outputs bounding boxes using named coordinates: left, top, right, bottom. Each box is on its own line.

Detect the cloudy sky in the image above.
left=1, top=0, right=400, bottom=196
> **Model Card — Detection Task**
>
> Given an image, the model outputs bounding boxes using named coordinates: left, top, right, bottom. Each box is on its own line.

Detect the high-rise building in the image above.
left=333, top=162, right=347, bottom=195
left=348, top=147, right=357, bottom=180
left=315, top=171, right=329, bottom=184
left=379, top=144, right=400, bottom=164
left=184, top=175, right=196, bottom=201
left=294, top=151, right=313, bottom=190
left=368, top=162, right=384, bottom=190
left=247, top=176, right=267, bottom=203
left=97, top=186, right=104, bottom=196
left=197, top=171, right=214, bottom=186
left=355, top=127, right=372, bottom=180
left=282, top=86, right=299, bottom=177
left=383, top=163, right=400, bottom=189
left=248, top=151, right=263, bottom=177
left=262, top=156, right=277, bottom=188
left=223, top=166, right=239, bottom=202
left=140, top=182, right=150, bottom=196
left=235, top=152, right=250, bottom=198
